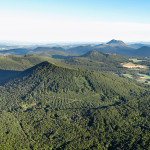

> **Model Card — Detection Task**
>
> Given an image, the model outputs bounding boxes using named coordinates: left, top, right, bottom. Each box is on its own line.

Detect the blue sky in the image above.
left=0, top=0, right=150, bottom=43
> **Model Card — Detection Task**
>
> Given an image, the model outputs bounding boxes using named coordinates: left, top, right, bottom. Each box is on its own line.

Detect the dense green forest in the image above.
left=0, top=55, right=57, bottom=83
left=0, top=51, right=150, bottom=83
left=0, top=61, right=150, bottom=149
left=0, top=51, right=130, bottom=84
left=62, top=50, right=129, bottom=73
left=0, top=55, right=52, bottom=71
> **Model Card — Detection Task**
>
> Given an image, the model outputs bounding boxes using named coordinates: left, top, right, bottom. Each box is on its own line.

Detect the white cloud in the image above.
left=0, top=13, right=150, bottom=42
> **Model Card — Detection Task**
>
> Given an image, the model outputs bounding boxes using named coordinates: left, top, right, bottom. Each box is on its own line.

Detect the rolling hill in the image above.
left=0, top=61, right=142, bottom=111
left=0, top=55, right=52, bottom=71
left=0, top=55, right=54, bottom=83
left=134, top=46, right=150, bottom=57
left=0, top=48, right=31, bottom=55
left=63, top=50, right=129, bottom=73
left=66, top=45, right=94, bottom=55
left=130, top=43, right=150, bottom=49
left=0, top=61, right=150, bottom=149
left=27, top=47, right=67, bottom=57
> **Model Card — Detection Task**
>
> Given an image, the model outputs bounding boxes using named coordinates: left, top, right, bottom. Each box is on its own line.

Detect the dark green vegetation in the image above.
left=0, top=55, right=54, bottom=83
left=0, top=55, right=52, bottom=71
left=0, top=40, right=150, bottom=149
left=56, top=50, right=150, bottom=84
left=63, top=50, right=129, bottom=73
left=0, top=61, right=150, bottom=149
left=0, top=50, right=150, bottom=85
left=0, top=69, right=21, bottom=83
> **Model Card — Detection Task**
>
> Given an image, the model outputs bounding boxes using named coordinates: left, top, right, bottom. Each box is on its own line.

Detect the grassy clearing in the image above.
left=123, top=74, right=133, bottom=78
left=138, top=73, right=150, bottom=79
left=129, top=58, right=145, bottom=63
left=123, top=73, right=150, bottom=84
left=136, top=73, right=150, bottom=84
left=137, top=78, right=150, bottom=84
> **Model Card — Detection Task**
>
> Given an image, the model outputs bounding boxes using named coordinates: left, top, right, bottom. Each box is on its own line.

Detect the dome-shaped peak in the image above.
left=89, top=50, right=99, bottom=55
left=82, top=50, right=100, bottom=57
left=107, top=39, right=127, bottom=46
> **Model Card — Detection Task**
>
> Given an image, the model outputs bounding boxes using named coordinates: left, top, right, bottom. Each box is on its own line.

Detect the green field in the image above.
left=138, top=73, right=150, bottom=79
left=123, top=74, right=133, bottom=78
left=123, top=72, right=150, bottom=84
left=136, top=73, right=150, bottom=83
left=130, top=59, right=145, bottom=63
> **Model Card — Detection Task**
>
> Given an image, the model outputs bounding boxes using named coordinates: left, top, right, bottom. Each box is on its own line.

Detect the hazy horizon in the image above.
left=0, top=0, right=150, bottom=43
left=0, top=39, right=150, bottom=46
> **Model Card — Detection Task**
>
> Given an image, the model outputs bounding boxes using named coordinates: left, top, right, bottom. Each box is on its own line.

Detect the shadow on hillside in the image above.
left=0, top=69, right=22, bottom=85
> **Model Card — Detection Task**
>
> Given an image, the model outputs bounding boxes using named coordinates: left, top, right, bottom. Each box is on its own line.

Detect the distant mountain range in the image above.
left=0, top=48, right=31, bottom=55
left=94, top=39, right=136, bottom=56
left=0, top=39, right=150, bottom=58
left=133, top=46, right=150, bottom=57
left=68, top=39, right=150, bottom=57
left=129, top=43, right=150, bottom=48
left=27, top=47, right=67, bottom=57
left=65, top=39, right=150, bottom=57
